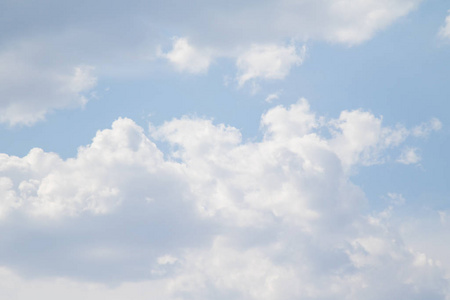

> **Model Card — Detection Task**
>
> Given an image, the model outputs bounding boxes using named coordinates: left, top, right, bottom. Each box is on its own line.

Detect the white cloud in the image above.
left=387, top=192, right=406, bottom=205
left=236, top=44, right=305, bottom=86
left=160, top=37, right=213, bottom=74
left=265, top=92, right=281, bottom=103
left=329, top=111, right=441, bottom=169
left=322, top=0, right=421, bottom=44
left=329, top=109, right=408, bottom=168
left=438, top=11, right=450, bottom=40
left=0, top=99, right=446, bottom=299
left=397, top=147, right=421, bottom=164
left=261, top=98, right=319, bottom=140
left=412, top=117, right=442, bottom=137
left=0, top=99, right=438, bottom=223
left=157, top=255, right=178, bottom=265
left=0, top=177, right=20, bottom=218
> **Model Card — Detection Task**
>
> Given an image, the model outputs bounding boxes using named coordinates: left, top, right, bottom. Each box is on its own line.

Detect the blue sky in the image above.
left=1, top=0, right=450, bottom=299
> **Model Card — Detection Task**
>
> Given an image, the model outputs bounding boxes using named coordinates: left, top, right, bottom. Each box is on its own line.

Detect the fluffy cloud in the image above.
left=236, top=44, right=305, bottom=86
left=0, top=0, right=422, bottom=124
left=0, top=99, right=446, bottom=299
left=160, top=37, right=213, bottom=74
left=329, top=110, right=441, bottom=169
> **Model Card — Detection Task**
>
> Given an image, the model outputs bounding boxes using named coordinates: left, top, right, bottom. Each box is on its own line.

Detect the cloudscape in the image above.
left=1, top=1, right=450, bottom=299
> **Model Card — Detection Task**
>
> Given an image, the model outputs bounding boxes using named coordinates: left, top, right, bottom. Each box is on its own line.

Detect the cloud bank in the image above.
left=0, top=99, right=446, bottom=299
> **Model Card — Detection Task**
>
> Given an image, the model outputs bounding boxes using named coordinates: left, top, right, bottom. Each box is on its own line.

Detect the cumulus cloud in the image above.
left=438, top=11, right=450, bottom=40
left=160, top=37, right=213, bottom=74
left=329, top=110, right=441, bottom=168
left=0, top=99, right=446, bottom=299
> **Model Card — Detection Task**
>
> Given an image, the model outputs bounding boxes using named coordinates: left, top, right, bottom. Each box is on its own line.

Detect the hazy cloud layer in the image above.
left=0, top=0, right=422, bottom=124
left=0, top=100, right=446, bottom=299
left=0, top=46, right=97, bottom=126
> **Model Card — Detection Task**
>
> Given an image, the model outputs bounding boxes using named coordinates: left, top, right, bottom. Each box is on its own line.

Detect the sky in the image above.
left=0, top=0, right=450, bottom=299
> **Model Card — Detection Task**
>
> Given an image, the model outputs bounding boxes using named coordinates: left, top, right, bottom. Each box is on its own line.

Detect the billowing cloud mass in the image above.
left=0, top=0, right=422, bottom=124
left=0, top=99, right=447, bottom=299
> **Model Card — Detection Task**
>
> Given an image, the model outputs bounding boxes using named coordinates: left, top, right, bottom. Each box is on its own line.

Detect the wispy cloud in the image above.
left=236, top=44, right=305, bottom=86
left=438, top=11, right=450, bottom=40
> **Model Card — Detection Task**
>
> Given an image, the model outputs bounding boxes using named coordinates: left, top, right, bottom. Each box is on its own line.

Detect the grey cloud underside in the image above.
left=0, top=0, right=422, bottom=47
left=0, top=100, right=446, bottom=299
left=0, top=203, right=214, bottom=282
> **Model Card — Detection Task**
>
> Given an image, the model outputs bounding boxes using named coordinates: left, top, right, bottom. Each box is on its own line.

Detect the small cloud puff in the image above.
left=387, top=192, right=406, bottom=206
left=397, top=147, right=421, bottom=165
left=439, top=11, right=450, bottom=40
left=159, top=37, right=213, bottom=74
left=265, top=91, right=282, bottom=103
